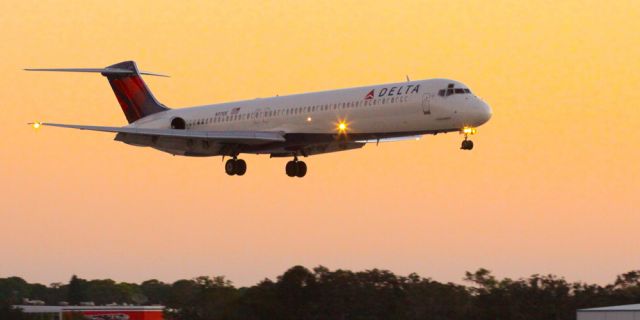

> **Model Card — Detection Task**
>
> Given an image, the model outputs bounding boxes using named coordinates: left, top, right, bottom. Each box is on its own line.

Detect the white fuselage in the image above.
left=30, top=60, right=493, bottom=170
left=132, top=78, right=492, bottom=138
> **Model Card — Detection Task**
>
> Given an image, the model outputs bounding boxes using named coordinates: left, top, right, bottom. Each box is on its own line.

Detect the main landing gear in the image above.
left=225, top=157, right=247, bottom=176
left=285, top=156, right=307, bottom=178
left=223, top=156, right=308, bottom=178
left=460, top=127, right=477, bottom=150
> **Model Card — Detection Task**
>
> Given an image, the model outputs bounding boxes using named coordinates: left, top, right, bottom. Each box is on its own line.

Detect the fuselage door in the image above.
left=422, top=93, right=432, bottom=115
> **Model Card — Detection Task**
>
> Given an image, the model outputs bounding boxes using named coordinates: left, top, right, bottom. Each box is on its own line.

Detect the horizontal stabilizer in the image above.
left=24, top=68, right=169, bottom=77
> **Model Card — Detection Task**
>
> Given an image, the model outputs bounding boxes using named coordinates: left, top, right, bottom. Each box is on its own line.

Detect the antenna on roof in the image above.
left=405, top=75, right=410, bottom=82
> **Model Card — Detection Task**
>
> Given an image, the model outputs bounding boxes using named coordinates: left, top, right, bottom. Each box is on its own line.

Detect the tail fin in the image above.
left=103, top=61, right=169, bottom=123
left=26, top=61, right=170, bottom=123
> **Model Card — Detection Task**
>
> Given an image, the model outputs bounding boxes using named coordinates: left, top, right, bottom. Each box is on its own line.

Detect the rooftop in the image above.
left=579, top=304, right=640, bottom=312
left=15, top=305, right=164, bottom=313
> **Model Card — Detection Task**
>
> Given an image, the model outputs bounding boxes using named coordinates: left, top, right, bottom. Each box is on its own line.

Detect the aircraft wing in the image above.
left=355, top=135, right=423, bottom=143
left=32, top=122, right=285, bottom=144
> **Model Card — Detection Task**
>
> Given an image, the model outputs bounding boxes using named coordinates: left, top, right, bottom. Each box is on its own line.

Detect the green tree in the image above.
left=141, top=279, right=171, bottom=305
left=0, top=303, right=26, bottom=320
left=169, top=276, right=237, bottom=320
left=0, top=277, right=30, bottom=304
left=67, top=275, right=87, bottom=305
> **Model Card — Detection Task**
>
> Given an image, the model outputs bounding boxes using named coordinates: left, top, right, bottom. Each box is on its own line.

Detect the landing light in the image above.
left=461, top=126, right=477, bottom=135
left=306, top=116, right=312, bottom=122
left=338, top=122, right=347, bottom=133
left=32, top=122, right=42, bottom=129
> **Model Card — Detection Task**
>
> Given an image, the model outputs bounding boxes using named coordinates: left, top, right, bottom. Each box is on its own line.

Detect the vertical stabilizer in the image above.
left=103, top=61, right=169, bottom=123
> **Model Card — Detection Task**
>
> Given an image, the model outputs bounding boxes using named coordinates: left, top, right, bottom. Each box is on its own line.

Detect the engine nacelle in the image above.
left=171, top=117, right=186, bottom=129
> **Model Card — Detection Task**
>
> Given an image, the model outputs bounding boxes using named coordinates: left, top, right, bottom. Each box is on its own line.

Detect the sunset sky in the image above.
left=1, top=1, right=639, bottom=287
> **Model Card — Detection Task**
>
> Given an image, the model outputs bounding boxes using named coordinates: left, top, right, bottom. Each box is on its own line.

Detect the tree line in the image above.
left=1, top=266, right=640, bottom=320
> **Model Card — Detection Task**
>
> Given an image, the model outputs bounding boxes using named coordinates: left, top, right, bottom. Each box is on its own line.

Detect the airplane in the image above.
left=26, top=61, right=492, bottom=178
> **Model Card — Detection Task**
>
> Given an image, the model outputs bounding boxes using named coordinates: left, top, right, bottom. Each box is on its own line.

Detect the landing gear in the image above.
left=460, top=126, right=477, bottom=151
left=225, top=158, right=247, bottom=176
left=461, top=139, right=474, bottom=150
left=285, top=158, right=307, bottom=178
left=285, top=161, right=297, bottom=177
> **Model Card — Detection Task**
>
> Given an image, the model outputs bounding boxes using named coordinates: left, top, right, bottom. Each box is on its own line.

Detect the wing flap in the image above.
left=35, top=122, right=285, bottom=144
left=355, top=135, right=422, bottom=143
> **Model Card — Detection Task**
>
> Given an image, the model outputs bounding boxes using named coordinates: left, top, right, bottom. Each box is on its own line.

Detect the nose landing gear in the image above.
left=461, top=139, right=474, bottom=150
left=460, top=127, right=477, bottom=151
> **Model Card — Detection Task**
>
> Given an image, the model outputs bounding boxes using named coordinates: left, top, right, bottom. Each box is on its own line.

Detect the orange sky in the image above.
left=1, top=1, right=639, bottom=287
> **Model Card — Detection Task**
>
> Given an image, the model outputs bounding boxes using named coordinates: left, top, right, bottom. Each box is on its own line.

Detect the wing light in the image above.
left=337, top=121, right=348, bottom=134
left=31, top=121, right=42, bottom=129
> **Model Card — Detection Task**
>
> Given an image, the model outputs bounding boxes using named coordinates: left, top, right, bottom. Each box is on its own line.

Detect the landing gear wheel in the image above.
left=295, top=161, right=307, bottom=178
left=286, top=161, right=297, bottom=177
left=225, top=159, right=236, bottom=175
left=461, top=140, right=474, bottom=150
left=235, top=159, right=247, bottom=176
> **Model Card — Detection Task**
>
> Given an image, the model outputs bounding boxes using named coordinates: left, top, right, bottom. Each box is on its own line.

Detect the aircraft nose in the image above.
left=475, top=100, right=492, bottom=126
left=482, top=100, right=492, bottom=121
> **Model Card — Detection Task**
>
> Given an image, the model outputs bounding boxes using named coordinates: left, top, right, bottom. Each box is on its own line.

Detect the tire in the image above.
left=225, top=159, right=236, bottom=175
left=235, top=159, right=247, bottom=176
left=296, top=161, right=307, bottom=178
left=285, top=161, right=297, bottom=177
left=466, top=140, right=474, bottom=150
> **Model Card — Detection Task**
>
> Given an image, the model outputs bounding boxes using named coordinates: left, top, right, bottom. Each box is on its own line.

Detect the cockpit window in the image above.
left=439, top=85, right=472, bottom=97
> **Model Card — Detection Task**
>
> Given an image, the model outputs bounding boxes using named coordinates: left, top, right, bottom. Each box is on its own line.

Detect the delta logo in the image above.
left=364, top=84, right=420, bottom=100
left=364, top=90, right=374, bottom=100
